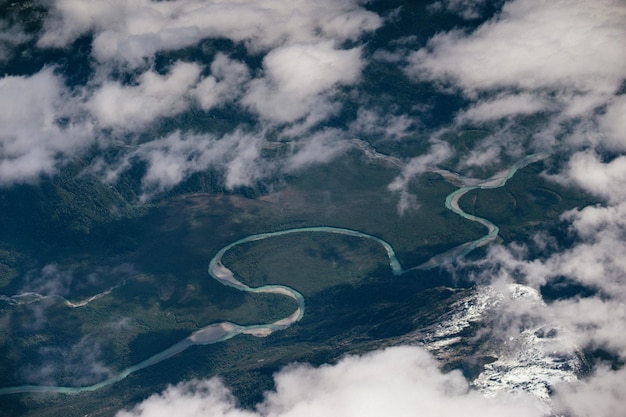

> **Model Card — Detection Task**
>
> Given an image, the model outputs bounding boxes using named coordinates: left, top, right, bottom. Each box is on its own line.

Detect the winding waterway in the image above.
left=0, top=153, right=546, bottom=395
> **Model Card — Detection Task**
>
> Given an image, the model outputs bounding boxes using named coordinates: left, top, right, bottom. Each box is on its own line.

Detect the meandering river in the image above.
left=0, top=153, right=546, bottom=395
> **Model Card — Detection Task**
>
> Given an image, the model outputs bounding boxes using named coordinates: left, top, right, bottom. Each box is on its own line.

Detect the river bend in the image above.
left=0, top=153, right=546, bottom=395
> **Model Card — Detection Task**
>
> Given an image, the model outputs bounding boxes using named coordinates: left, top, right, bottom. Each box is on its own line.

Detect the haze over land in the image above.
left=0, top=0, right=625, bottom=416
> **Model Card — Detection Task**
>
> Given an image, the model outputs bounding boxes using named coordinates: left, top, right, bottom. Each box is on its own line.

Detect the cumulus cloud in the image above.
left=242, top=42, right=363, bottom=124
left=88, top=61, right=201, bottom=131
left=0, top=68, right=93, bottom=184
left=554, top=366, right=626, bottom=417
left=427, top=0, right=493, bottom=20
left=99, top=129, right=267, bottom=200
left=116, top=347, right=545, bottom=417
left=598, top=95, right=626, bottom=152
left=2, top=0, right=626, bottom=414
left=190, top=53, right=250, bottom=111
left=0, top=0, right=383, bottom=189
left=407, top=0, right=626, bottom=95
left=39, top=0, right=381, bottom=66
left=468, top=192, right=626, bottom=361
left=405, top=0, right=626, bottom=164
left=562, top=152, right=626, bottom=203
left=461, top=150, right=626, bottom=410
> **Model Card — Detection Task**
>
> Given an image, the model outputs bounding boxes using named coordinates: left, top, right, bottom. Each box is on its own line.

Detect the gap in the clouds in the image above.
left=0, top=32, right=94, bottom=87
left=152, top=37, right=261, bottom=77
left=578, top=348, right=624, bottom=378
left=0, top=1, right=46, bottom=35
left=149, top=105, right=259, bottom=139
left=539, top=276, right=598, bottom=303
left=365, top=0, right=504, bottom=50
left=360, top=63, right=469, bottom=129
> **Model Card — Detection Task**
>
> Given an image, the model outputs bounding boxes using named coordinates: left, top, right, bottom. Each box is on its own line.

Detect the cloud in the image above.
left=554, top=366, right=626, bottom=417
left=283, top=129, right=350, bottom=172
left=387, top=140, right=453, bottom=214
left=404, top=0, right=626, bottom=166
left=0, top=68, right=93, bottom=184
left=459, top=147, right=626, bottom=408
left=562, top=152, right=626, bottom=203
left=116, top=347, right=545, bottom=417
left=427, top=0, right=493, bottom=20
left=21, top=333, right=113, bottom=386
left=0, top=21, right=31, bottom=62
left=98, top=129, right=268, bottom=200
left=22, top=264, right=74, bottom=297
left=242, top=42, right=363, bottom=124
left=407, top=0, right=626, bottom=96
left=456, top=93, right=549, bottom=123
left=190, top=53, right=250, bottom=111
left=598, top=95, right=626, bottom=152
left=39, top=0, right=381, bottom=66
left=87, top=61, right=202, bottom=131
left=399, top=6, right=626, bottom=408
left=0, top=0, right=382, bottom=189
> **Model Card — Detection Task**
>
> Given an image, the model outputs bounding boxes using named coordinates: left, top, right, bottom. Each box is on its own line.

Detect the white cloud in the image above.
left=88, top=61, right=201, bottom=130
left=116, top=347, right=545, bottom=417
left=407, top=0, right=626, bottom=95
left=3, top=1, right=625, bottom=412
left=388, top=140, right=453, bottom=214
left=20, top=324, right=142, bottom=387
left=554, top=366, right=626, bottom=417
left=402, top=0, right=626, bottom=184
left=0, top=21, right=31, bottom=62
left=457, top=93, right=548, bottom=123
left=349, top=108, right=419, bottom=140
left=39, top=0, right=381, bottom=66
left=427, top=0, right=492, bottom=20
left=99, top=130, right=267, bottom=200
left=191, top=53, right=250, bottom=111
left=0, top=68, right=93, bottom=185
left=551, top=297, right=626, bottom=357
left=223, top=133, right=268, bottom=190
left=462, top=145, right=626, bottom=404
left=0, top=0, right=382, bottom=190
left=563, top=152, right=626, bottom=203
left=469, top=194, right=626, bottom=370
left=598, top=95, right=626, bottom=151
left=284, top=129, right=350, bottom=172
left=242, top=42, right=363, bottom=124
left=461, top=145, right=502, bottom=169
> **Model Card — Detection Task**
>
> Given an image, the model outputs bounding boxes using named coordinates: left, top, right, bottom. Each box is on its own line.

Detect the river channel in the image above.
left=0, top=153, right=546, bottom=395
